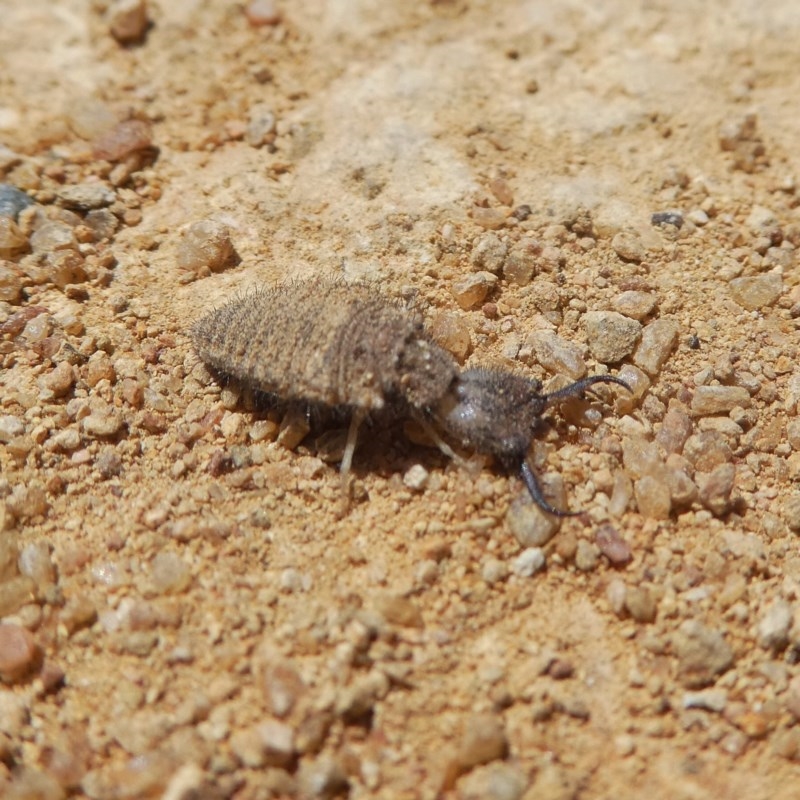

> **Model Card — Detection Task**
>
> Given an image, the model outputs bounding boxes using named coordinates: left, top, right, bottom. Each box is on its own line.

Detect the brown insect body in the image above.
left=192, top=281, right=457, bottom=412
left=192, top=279, right=629, bottom=515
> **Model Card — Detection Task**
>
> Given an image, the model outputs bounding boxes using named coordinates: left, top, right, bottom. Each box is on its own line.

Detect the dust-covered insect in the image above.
left=192, top=279, right=629, bottom=515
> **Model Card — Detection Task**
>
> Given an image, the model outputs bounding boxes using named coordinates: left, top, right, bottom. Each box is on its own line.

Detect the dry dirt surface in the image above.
left=1, top=1, right=800, bottom=798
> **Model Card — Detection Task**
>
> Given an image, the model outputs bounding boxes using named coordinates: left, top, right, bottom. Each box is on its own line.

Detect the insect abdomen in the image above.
left=191, top=280, right=436, bottom=410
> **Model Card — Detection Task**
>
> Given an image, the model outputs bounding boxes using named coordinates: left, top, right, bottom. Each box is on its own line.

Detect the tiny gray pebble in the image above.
left=0, top=184, right=35, bottom=220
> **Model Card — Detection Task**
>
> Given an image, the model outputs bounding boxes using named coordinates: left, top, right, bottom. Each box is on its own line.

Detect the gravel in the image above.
left=757, top=599, right=793, bottom=652
left=521, top=330, right=587, bottom=379
left=612, top=290, right=658, bottom=320
left=451, top=271, right=497, bottom=309
left=471, top=233, right=508, bottom=273
left=673, top=620, right=734, bottom=688
left=510, top=547, right=545, bottom=577
left=176, top=219, right=239, bottom=275
left=0, top=183, right=35, bottom=219
left=633, top=318, right=679, bottom=376
left=728, top=273, right=783, bottom=310
left=0, top=623, right=40, bottom=682
left=57, top=183, right=116, bottom=211
left=506, top=495, right=560, bottom=548
left=611, top=230, right=646, bottom=262
left=690, top=385, right=751, bottom=416
left=583, top=311, right=642, bottom=364
left=624, top=586, right=658, bottom=623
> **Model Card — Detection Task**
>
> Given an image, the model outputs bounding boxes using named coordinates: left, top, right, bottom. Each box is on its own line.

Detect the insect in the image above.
left=192, top=279, right=629, bottom=515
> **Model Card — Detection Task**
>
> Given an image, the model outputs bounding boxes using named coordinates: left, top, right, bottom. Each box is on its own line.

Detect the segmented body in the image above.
left=191, top=280, right=457, bottom=412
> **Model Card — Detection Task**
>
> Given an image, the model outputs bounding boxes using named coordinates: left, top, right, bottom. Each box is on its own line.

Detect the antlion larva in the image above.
left=192, top=278, right=630, bottom=515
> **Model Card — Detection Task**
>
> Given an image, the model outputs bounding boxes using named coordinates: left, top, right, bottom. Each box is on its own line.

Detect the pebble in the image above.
left=673, top=620, right=734, bottom=688
left=150, top=552, right=191, bottom=594
left=729, top=273, right=783, bottom=310
left=82, top=409, right=124, bottom=438
left=0, top=261, right=24, bottom=303
left=666, top=463, right=698, bottom=507
left=683, top=432, right=733, bottom=472
left=30, top=221, right=78, bottom=254
left=470, top=233, right=508, bottom=274
left=502, top=240, right=539, bottom=285
left=374, top=594, right=424, bottom=628
left=18, top=541, right=56, bottom=587
left=297, top=756, right=350, bottom=799
left=690, top=385, right=750, bottom=416
left=255, top=719, right=295, bottom=767
left=682, top=689, right=727, bottom=713
left=0, top=690, right=28, bottom=737
left=0, top=415, right=25, bottom=442
left=522, top=331, right=586, bottom=379
left=0, top=623, right=40, bottom=682
left=746, top=204, right=778, bottom=235
left=471, top=207, right=507, bottom=230
left=757, top=599, right=793, bottom=652
left=0, top=217, right=27, bottom=257
left=403, top=464, right=429, bottom=491
left=633, top=318, right=679, bottom=376
left=176, top=220, right=238, bottom=275
left=612, top=291, right=657, bottom=321
left=108, top=0, right=149, bottom=43
left=696, top=463, right=735, bottom=516
left=506, top=495, right=560, bottom=548
left=455, top=713, right=509, bottom=771
left=510, top=548, right=545, bottom=578
left=488, top=177, right=514, bottom=207
left=85, top=208, right=119, bottom=240
left=0, top=183, right=35, bottom=219
left=259, top=660, right=304, bottom=718
left=96, top=448, right=123, bottom=478
left=451, top=271, right=497, bottom=310
left=686, top=209, right=709, bottom=226
left=782, top=493, right=800, bottom=532
left=624, top=586, right=657, bottom=623
left=245, top=0, right=283, bottom=26
left=574, top=539, right=600, bottom=572
left=458, top=762, right=527, bottom=800
left=482, top=558, right=509, bottom=584
left=634, top=475, right=672, bottom=519
left=595, top=524, right=632, bottom=566
left=429, top=312, right=472, bottom=363
left=656, top=407, right=693, bottom=454
left=59, top=594, right=98, bottom=635
left=57, top=183, right=116, bottom=211
left=583, top=311, right=641, bottom=364
left=245, top=104, right=277, bottom=148
left=92, top=119, right=154, bottom=163
left=611, top=230, right=646, bottom=263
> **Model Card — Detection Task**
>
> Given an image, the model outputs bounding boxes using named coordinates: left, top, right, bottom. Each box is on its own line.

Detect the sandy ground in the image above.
left=1, top=1, right=800, bottom=798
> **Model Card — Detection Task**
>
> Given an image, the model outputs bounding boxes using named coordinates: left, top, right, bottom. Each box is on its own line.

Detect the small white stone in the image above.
left=403, top=464, right=429, bottom=491
left=510, top=547, right=545, bottom=577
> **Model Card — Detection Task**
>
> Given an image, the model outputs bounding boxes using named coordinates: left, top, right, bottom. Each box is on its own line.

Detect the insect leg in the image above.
left=413, top=414, right=470, bottom=469
left=339, top=407, right=366, bottom=496
left=519, top=460, right=581, bottom=517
